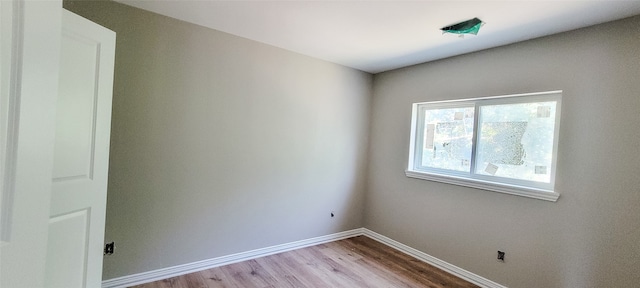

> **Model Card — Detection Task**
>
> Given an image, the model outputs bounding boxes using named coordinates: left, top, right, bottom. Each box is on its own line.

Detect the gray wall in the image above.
left=366, top=16, right=640, bottom=288
left=64, top=1, right=372, bottom=280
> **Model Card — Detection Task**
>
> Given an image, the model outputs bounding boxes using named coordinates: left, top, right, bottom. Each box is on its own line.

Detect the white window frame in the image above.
left=406, top=91, right=562, bottom=202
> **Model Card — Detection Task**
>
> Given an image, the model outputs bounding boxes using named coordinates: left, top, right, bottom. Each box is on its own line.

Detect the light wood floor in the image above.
left=132, top=236, right=479, bottom=288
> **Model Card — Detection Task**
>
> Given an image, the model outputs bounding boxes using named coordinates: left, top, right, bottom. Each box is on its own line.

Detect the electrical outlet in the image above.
left=104, top=242, right=115, bottom=255
left=497, top=251, right=505, bottom=262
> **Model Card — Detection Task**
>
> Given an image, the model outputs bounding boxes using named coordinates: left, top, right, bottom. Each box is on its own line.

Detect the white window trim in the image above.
left=405, top=170, right=560, bottom=201
left=406, top=91, right=562, bottom=202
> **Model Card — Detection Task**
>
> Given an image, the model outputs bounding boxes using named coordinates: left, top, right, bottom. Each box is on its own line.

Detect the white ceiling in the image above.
left=115, top=0, right=640, bottom=73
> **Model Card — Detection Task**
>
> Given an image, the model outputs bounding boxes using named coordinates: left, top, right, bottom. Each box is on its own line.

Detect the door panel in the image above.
left=45, top=10, right=115, bottom=288
left=52, top=30, right=99, bottom=181
left=45, top=209, right=91, bottom=288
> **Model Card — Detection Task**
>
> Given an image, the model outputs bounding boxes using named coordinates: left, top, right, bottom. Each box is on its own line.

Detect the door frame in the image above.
left=0, top=0, right=20, bottom=246
left=0, top=0, right=62, bottom=287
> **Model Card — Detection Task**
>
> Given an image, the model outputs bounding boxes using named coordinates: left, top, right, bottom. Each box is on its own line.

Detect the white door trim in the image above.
left=0, top=0, right=23, bottom=245
left=0, top=1, right=62, bottom=287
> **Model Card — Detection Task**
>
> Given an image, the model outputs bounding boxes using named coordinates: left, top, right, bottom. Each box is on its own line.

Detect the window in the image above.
left=406, top=91, right=562, bottom=201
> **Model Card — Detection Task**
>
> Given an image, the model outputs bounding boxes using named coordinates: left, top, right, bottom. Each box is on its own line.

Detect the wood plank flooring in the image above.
left=132, top=236, right=479, bottom=288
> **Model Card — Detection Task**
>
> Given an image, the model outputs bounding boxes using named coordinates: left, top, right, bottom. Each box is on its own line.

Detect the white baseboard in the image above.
left=103, top=227, right=506, bottom=288
left=362, top=228, right=507, bottom=288
left=102, top=228, right=364, bottom=288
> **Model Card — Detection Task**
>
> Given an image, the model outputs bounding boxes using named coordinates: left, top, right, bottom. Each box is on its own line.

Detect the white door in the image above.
left=45, top=10, right=115, bottom=288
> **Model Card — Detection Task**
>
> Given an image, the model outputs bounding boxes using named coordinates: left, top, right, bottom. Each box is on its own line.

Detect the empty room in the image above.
left=2, top=1, right=640, bottom=288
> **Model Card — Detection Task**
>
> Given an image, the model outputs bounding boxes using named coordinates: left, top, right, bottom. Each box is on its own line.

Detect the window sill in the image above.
left=405, top=170, right=559, bottom=202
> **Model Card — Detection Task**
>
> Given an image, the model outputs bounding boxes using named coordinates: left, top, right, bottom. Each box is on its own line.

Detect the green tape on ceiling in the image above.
left=441, top=17, right=483, bottom=35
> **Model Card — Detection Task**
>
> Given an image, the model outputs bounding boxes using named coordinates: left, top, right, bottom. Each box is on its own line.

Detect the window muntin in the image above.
left=407, top=91, right=562, bottom=200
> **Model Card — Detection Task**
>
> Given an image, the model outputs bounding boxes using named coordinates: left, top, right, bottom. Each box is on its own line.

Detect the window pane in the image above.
left=419, top=106, right=474, bottom=172
left=474, top=101, right=557, bottom=183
